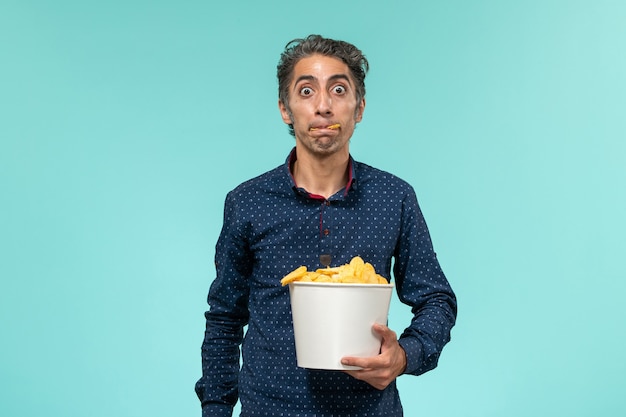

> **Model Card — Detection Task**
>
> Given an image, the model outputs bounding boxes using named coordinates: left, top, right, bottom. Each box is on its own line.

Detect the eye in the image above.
left=300, top=87, right=313, bottom=96
left=333, top=85, right=346, bottom=94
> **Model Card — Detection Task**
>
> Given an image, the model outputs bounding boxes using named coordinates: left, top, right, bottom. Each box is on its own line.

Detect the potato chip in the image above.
left=315, top=266, right=341, bottom=276
left=281, top=256, right=389, bottom=285
left=309, top=123, right=341, bottom=131
left=280, top=265, right=308, bottom=286
left=350, top=256, right=365, bottom=277
left=314, top=274, right=333, bottom=282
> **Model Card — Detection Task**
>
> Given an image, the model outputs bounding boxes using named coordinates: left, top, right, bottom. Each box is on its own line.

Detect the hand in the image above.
left=340, top=323, right=407, bottom=390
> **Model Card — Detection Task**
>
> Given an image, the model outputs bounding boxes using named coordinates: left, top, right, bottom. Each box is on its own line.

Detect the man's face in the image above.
left=279, top=54, right=365, bottom=157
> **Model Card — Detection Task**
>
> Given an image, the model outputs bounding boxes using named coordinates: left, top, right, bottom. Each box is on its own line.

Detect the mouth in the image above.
left=310, top=123, right=341, bottom=131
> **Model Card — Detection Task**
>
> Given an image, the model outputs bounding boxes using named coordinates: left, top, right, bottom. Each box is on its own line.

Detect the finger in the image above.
left=372, top=323, right=397, bottom=347
left=341, top=356, right=372, bottom=369
left=372, top=322, right=389, bottom=334
left=341, top=367, right=390, bottom=391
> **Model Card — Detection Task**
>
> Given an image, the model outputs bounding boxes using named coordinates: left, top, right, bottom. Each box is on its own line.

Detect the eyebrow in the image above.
left=293, top=73, right=353, bottom=89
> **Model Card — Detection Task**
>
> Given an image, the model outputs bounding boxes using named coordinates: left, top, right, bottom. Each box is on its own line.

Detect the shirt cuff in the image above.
left=398, top=336, right=423, bottom=375
left=202, top=403, right=234, bottom=417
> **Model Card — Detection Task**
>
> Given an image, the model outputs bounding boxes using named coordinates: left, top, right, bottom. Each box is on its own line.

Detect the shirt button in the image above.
left=323, top=229, right=330, bottom=236
left=325, top=201, right=331, bottom=206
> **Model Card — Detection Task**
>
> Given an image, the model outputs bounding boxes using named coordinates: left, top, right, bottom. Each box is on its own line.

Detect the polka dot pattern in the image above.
left=196, top=149, right=457, bottom=417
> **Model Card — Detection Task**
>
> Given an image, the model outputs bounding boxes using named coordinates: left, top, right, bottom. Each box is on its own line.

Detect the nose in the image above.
left=315, top=90, right=332, bottom=115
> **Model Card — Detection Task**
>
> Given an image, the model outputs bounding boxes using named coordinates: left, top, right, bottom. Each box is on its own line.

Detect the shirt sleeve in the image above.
left=195, top=191, right=252, bottom=417
left=394, top=187, right=457, bottom=376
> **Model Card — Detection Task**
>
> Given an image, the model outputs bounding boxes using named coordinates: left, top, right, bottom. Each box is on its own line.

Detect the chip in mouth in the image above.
left=310, top=123, right=340, bottom=131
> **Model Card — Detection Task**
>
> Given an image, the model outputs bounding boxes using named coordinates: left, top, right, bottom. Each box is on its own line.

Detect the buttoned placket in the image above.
left=319, top=199, right=333, bottom=267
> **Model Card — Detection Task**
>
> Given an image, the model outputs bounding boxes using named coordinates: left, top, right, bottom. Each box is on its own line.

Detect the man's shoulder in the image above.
left=353, top=160, right=414, bottom=192
left=228, top=164, right=287, bottom=197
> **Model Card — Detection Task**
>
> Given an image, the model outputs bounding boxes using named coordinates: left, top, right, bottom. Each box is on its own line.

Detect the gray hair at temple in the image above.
left=277, top=34, right=369, bottom=136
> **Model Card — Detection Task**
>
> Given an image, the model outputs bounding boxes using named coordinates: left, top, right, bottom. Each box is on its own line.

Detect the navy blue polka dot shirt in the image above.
left=195, top=149, right=457, bottom=417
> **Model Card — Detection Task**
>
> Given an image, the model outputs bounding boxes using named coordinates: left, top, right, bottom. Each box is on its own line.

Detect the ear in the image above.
left=355, top=98, right=366, bottom=123
left=278, top=100, right=293, bottom=125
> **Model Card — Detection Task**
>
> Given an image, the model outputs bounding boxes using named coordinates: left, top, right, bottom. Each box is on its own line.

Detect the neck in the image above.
left=292, top=149, right=350, bottom=199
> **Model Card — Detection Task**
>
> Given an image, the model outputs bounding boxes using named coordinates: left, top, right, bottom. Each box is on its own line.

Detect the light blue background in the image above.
left=1, top=1, right=625, bottom=416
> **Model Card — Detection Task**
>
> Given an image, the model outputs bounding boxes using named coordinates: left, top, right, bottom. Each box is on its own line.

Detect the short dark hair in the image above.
left=277, top=35, right=369, bottom=136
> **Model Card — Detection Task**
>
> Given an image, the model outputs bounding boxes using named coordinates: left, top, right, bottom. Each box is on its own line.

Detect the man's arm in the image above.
left=394, top=187, right=457, bottom=375
left=195, top=192, right=252, bottom=417
left=391, top=188, right=457, bottom=376
left=342, top=188, right=457, bottom=388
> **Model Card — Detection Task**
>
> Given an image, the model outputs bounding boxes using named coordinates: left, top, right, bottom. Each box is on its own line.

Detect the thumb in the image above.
left=373, top=323, right=395, bottom=344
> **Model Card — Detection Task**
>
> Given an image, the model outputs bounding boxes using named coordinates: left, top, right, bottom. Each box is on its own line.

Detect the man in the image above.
left=195, top=34, right=457, bottom=417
